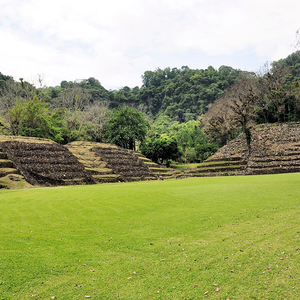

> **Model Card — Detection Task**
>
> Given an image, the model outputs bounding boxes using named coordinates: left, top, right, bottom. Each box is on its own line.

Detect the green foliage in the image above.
left=48, top=108, right=73, bottom=144
left=149, top=119, right=218, bottom=162
left=256, top=57, right=300, bottom=124
left=141, top=135, right=181, bottom=164
left=274, top=50, right=300, bottom=80
left=0, top=115, right=6, bottom=134
left=108, top=66, right=241, bottom=120
left=0, top=72, right=12, bottom=96
left=103, top=106, right=149, bottom=150
left=7, top=100, right=25, bottom=135
left=7, top=95, right=70, bottom=143
left=195, top=142, right=219, bottom=162
left=19, top=94, right=52, bottom=138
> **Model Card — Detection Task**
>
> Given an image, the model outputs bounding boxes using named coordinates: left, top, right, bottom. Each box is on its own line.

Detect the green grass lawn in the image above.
left=1, top=174, right=300, bottom=299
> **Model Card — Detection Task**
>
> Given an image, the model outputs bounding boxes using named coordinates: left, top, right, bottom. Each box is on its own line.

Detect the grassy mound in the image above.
left=1, top=174, right=300, bottom=299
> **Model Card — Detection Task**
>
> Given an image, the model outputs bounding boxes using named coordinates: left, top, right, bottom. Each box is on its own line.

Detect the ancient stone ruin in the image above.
left=190, top=122, right=300, bottom=177
left=0, top=138, right=173, bottom=188
left=2, top=122, right=300, bottom=188
left=0, top=140, right=94, bottom=186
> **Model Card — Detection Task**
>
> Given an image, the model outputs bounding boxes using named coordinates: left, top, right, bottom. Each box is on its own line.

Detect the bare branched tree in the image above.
left=81, top=101, right=109, bottom=142
left=227, top=75, right=261, bottom=155
left=0, top=78, right=29, bottom=113
left=53, top=85, right=92, bottom=111
left=202, top=73, right=261, bottom=155
left=201, top=98, right=235, bottom=146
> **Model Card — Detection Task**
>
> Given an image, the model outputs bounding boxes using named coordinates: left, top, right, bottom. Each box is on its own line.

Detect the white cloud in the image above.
left=0, top=0, right=299, bottom=89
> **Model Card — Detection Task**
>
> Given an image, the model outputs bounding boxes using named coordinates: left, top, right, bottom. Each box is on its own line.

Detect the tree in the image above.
left=201, top=92, right=236, bottom=147
left=0, top=77, right=35, bottom=113
left=201, top=73, right=261, bottom=155
left=228, top=75, right=261, bottom=156
left=103, top=106, right=149, bottom=150
left=169, top=120, right=215, bottom=162
left=195, top=142, right=219, bottom=162
left=81, top=101, right=109, bottom=142
left=257, top=61, right=298, bottom=123
left=0, top=114, right=6, bottom=134
left=54, top=84, right=91, bottom=111
left=141, top=135, right=181, bottom=165
left=6, top=94, right=68, bottom=143
left=7, top=100, right=25, bottom=135
left=9, top=94, right=53, bottom=138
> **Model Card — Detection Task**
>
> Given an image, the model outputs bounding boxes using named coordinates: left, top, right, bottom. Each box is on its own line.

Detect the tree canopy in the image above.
left=103, top=106, right=149, bottom=150
left=141, top=135, right=181, bottom=165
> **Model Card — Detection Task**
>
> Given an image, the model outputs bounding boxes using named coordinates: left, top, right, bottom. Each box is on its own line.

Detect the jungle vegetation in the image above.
left=1, top=51, right=300, bottom=163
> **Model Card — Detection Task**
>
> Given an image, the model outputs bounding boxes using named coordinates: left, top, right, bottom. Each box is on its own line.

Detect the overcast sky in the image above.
left=0, top=0, right=299, bottom=89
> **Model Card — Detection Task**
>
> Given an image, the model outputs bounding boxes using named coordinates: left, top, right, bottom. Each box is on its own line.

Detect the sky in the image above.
left=0, top=0, right=299, bottom=90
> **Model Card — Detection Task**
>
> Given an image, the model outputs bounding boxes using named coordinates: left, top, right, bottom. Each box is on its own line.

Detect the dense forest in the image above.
left=1, top=51, right=300, bottom=163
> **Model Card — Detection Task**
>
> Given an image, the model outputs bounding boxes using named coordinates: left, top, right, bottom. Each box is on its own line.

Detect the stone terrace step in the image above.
left=250, top=156, right=300, bottom=162
left=0, top=159, right=15, bottom=168
left=0, top=168, right=20, bottom=177
left=247, top=166, right=300, bottom=175
left=248, top=159, right=300, bottom=168
left=0, top=152, right=8, bottom=159
left=196, top=165, right=245, bottom=173
left=251, top=151, right=300, bottom=158
left=197, top=160, right=246, bottom=168
left=92, top=174, right=123, bottom=183
left=147, top=167, right=171, bottom=173
left=85, top=167, right=113, bottom=175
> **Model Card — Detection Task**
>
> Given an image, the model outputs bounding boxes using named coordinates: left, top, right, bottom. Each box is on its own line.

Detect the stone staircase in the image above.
left=66, top=142, right=122, bottom=183
left=0, top=141, right=95, bottom=186
left=246, top=142, right=300, bottom=175
left=0, top=148, right=20, bottom=188
left=92, top=147, right=157, bottom=182
left=135, top=153, right=178, bottom=179
left=188, top=159, right=247, bottom=177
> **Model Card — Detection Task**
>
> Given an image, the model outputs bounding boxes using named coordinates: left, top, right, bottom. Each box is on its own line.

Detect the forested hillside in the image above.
left=111, top=65, right=242, bottom=120
left=34, top=65, right=242, bottom=121
left=1, top=51, right=300, bottom=163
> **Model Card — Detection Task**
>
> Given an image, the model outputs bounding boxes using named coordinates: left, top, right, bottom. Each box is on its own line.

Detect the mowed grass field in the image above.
left=1, top=174, right=300, bottom=299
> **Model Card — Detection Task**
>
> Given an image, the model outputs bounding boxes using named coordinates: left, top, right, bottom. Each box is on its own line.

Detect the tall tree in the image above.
left=103, top=106, right=149, bottom=150
left=202, top=73, right=261, bottom=155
